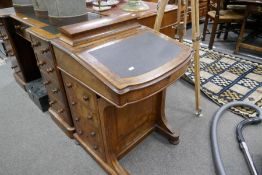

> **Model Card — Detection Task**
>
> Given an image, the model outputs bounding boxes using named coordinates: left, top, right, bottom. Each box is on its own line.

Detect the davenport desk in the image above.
left=51, top=15, right=192, bottom=174
left=0, top=2, right=180, bottom=138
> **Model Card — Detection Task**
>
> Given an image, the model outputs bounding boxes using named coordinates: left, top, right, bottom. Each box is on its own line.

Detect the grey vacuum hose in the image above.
left=210, top=101, right=262, bottom=175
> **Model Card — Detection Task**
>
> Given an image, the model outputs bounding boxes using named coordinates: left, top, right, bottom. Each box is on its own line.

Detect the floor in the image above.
left=0, top=24, right=262, bottom=175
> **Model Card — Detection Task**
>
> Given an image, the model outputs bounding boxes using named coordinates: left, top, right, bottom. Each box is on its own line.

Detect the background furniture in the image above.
left=202, top=0, right=244, bottom=49
left=234, top=0, right=262, bottom=54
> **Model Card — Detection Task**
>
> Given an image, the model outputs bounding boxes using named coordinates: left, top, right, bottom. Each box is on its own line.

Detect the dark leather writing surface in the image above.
left=89, top=31, right=182, bottom=78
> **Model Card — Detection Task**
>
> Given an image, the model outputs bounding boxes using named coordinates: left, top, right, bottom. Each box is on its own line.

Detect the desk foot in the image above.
left=106, top=154, right=130, bottom=175
left=156, top=125, right=180, bottom=145
left=156, top=90, right=180, bottom=145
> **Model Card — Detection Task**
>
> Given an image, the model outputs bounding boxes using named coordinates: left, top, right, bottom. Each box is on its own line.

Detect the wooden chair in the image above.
left=202, top=0, right=245, bottom=49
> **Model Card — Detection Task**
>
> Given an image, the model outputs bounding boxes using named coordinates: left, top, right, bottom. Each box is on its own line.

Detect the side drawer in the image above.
left=42, top=71, right=65, bottom=104
left=62, top=73, right=97, bottom=111
left=49, top=95, right=71, bottom=125
left=61, top=72, right=105, bottom=158
left=30, top=34, right=54, bottom=63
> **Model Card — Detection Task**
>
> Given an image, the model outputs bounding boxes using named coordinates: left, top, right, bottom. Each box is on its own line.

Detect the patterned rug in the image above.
left=184, top=43, right=262, bottom=118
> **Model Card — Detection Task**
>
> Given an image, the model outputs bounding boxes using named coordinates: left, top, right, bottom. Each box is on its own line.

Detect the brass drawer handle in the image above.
left=46, top=67, right=54, bottom=73
left=32, top=42, right=41, bottom=48
left=43, top=80, right=50, bottom=85
left=66, top=83, right=72, bottom=88
left=41, top=48, right=50, bottom=54
left=49, top=100, right=56, bottom=106
left=58, top=108, right=64, bottom=113
left=83, top=96, right=89, bottom=101
left=37, top=61, right=46, bottom=67
left=52, top=88, right=59, bottom=93
left=90, top=131, right=96, bottom=137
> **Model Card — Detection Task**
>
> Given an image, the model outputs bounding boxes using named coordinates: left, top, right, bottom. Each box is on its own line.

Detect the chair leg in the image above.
left=223, top=23, right=230, bottom=40
left=208, top=20, right=218, bottom=49
left=217, top=24, right=223, bottom=38
left=202, top=15, right=209, bottom=41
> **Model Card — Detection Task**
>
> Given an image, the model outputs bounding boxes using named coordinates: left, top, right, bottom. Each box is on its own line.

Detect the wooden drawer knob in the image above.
left=41, top=48, right=50, bottom=54
left=43, top=80, right=50, bottom=85
left=32, top=42, right=41, bottom=47
left=58, top=108, right=64, bottom=113
left=90, top=131, right=96, bottom=137
left=37, top=61, right=46, bottom=66
left=93, top=145, right=99, bottom=150
left=46, top=67, right=54, bottom=73
left=49, top=100, right=56, bottom=106
left=66, top=83, right=72, bottom=88
left=74, top=117, right=80, bottom=122
left=3, top=36, right=9, bottom=41
left=7, top=50, right=14, bottom=56
left=83, top=96, right=89, bottom=101
left=52, top=88, right=59, bottom=93
left=87, top=115, right=93, bottom=120
left=71, top=101, right=77, bottom=106
left=77, top=130, right=83, bottom=135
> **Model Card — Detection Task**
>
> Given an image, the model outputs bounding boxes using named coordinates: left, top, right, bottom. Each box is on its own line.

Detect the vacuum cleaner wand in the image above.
left=237, top=118, right=262, bottom=175
left=211, top=101, right=262, bottom=175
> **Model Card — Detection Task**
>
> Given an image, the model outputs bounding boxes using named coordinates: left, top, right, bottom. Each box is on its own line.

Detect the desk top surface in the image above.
left=88, top=31, right=182, bottom=78
left=60, top=28, right=193, bottom=91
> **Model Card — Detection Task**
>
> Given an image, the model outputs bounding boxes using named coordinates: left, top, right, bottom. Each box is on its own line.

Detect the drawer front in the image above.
left=75, top=118, right=104, bottom=158
left=49, top=95, right=71, bottom=125
left=61, top=72, right=104, bottom=158
left=13, top=19, right=30, bottom=41
left=38, top=60, right=58, bottom=81
left=62, top=73, right=97, bottom=112
left=160, top=25, right=176, bottom=38
left=42, top=71, right=65, bottom=103
left=30, top=34, right=54, bottom=63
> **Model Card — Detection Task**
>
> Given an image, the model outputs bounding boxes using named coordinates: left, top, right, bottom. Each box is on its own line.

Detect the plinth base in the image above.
left=49, top=108, right=75, bottom=138
left=13, top=72, right=26, bottom=91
